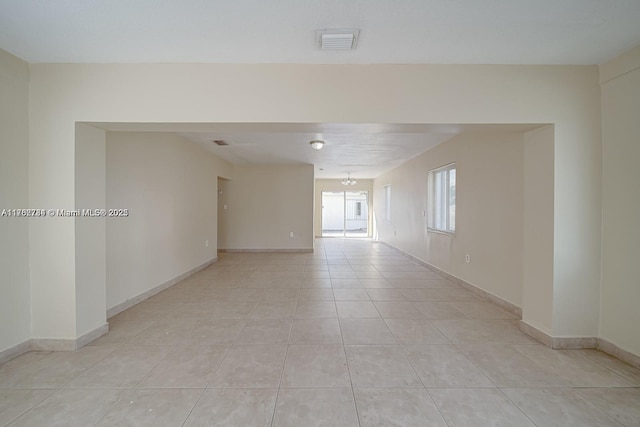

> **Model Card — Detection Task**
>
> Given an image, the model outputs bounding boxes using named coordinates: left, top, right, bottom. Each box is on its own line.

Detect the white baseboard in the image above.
left=218, top=248, right=314, bottom=253
left=519, top=321, right=640, bottom=369
left=379, top=240, right=522, bottom=317
left=0, top=339, right=30, bottom=365
left=30, top=323, right=110, bottom=352
left=76, top=323, right=109, bottom=348
left=598, top=338, right=640, bottom=370
left=519, top=321, right=554, bottom=347
left=29, top=338, right=77, bottom=352
left=106, top=256, right=219, bottom=319
left=1, top=322, right=110, bottom=363
left=553, top=337, right=599, bottom=349
left=519, top=321, right=598, bottom=349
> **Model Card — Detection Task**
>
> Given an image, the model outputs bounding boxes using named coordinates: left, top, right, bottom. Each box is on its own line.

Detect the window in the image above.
left=428, top=163, right=456, bottom=233
left=345, top=199, right=364, bottom=220
left=384, top=184, right=391, bottom=222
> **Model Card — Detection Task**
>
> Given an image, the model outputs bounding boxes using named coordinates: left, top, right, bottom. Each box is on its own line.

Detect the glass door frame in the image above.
left=321, top=190, right=369, bottom=238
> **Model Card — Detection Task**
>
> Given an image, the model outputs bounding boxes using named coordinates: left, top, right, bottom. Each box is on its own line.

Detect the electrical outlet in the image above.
left=205, top=240, right=209, bottom=247
left=289, top=232, right=294, bottom=238
left=465, top=254, right=470, bottom=263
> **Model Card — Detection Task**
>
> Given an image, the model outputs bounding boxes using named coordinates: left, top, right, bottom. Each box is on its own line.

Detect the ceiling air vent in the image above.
left=316, top=29, right=360, bottom=50
left=213, top=140, right=228, bottom=146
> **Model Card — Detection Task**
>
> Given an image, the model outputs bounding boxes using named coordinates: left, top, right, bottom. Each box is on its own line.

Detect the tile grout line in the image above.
left=449, top=341, right=499, bottom=389
left=270, top=249, right=320, bottom=427
left=1, top=388, right=59, bottom=426
left=495, top=386, right=550, bottom=427
left=179, top=387, right=208, bottom=427
left=340, top=251, right=364, bottom=427
left=404, top=355, right=452, bottom=427
left=91, top=346, right=174, bottom=427
left=387, top=293, right=453, bottom=427
left=574, top=350, right=640, bottom=385
left=269, top=344, right=291, bottom=427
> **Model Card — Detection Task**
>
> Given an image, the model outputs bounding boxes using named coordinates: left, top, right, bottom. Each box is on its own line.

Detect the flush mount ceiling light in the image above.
left=309, top=140, right=325, bottom=150
left=316, top=29, right=360, bottom=50
left=341, top=173, right=357, bottom=186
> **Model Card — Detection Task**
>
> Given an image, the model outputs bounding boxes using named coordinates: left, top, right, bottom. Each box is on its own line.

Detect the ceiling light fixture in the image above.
left=309, top=140, right=325, bottom=150
left=341, top=173, right=357, bottom=186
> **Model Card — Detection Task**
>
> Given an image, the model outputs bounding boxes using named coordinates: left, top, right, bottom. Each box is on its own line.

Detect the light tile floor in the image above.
left=1, top=238, right=639, bottom=426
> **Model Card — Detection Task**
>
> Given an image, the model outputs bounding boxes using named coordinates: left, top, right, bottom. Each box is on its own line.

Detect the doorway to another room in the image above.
left=321, top=191, right=369, bottom=237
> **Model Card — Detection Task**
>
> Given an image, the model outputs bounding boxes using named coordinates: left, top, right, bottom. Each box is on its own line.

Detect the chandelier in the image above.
left=341, top=173, right=357, bottom=186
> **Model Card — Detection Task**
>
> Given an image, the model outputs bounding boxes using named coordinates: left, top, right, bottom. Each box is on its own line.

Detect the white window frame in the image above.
left=383, top=184, right=391, bottom=223
left=427, top=163, right=456, bottom=234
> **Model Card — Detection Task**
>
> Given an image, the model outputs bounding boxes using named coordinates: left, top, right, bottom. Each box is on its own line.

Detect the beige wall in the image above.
left=218, top=164, right=314, bottom=250
left=106, top=132, right=232, bottom=310
left=599, top=46, right=640, bottom=356
left=23, top=62, right=601, bottom=342
left=314, top=179, right=374, bottom=238
left=0, top=49, right=31, bottom=352
left=374, top=130, right=526, bottom=307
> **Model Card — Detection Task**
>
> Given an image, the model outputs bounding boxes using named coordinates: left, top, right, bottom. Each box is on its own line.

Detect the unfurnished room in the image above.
left=1, top=1, right=639, bottom=426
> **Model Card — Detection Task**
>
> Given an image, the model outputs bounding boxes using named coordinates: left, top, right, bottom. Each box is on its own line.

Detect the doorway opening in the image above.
left=321, top=191, right=369, bottom=237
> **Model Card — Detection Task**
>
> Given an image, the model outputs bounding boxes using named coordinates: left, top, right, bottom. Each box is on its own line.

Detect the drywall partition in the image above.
left=26, top=63, right=601, bottom=344
left=74, top=124, right=107, bottom=342
left=374, top=130, right=526, bottom=308
left=522, top=125, right=555, bottom=336
left=314, top=179, right=374, bottom=238
left=106, top=132, right=233, bottom=312
left=599, top=46, right=640, bottom=357
left=217, top=177, right=230, bottom=250
left=218, top=164, right=314, bottom=251
left=0, top=49, right=31, bottom=357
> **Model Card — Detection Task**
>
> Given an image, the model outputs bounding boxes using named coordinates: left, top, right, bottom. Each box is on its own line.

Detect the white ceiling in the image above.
left=1, top=0, right=640, bottom=64
left=179, top=124, right=458, bottom=179
left=90, top=122, right=542, bottom=179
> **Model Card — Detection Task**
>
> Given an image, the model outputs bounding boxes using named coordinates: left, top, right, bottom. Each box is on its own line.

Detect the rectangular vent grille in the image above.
left=322, top=33, right=354, bottom=50
left=316, top=29, right=359, bottom=50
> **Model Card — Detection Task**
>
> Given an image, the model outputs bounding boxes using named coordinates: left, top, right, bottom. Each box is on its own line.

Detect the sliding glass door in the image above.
left=321, top=191, right=369, bottom=237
